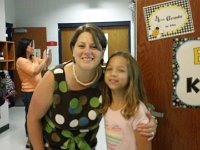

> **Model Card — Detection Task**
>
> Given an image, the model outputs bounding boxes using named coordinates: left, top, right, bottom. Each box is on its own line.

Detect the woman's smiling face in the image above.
left=72, top=31, right=104, bottom=71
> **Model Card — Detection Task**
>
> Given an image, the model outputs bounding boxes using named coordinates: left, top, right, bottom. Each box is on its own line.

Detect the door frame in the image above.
left=58, top=21, right=131, bottom=63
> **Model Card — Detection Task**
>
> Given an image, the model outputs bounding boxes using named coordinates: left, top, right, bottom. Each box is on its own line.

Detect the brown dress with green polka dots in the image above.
left=42, top=62, right=103, bottom=150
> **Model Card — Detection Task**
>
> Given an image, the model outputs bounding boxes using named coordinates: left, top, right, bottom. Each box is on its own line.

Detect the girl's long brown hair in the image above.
left=100, top=51, right=148, bottom=119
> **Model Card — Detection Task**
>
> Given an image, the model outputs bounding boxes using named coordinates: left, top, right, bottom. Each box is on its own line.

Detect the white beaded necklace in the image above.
left=73, top=64, right=99, bottom=86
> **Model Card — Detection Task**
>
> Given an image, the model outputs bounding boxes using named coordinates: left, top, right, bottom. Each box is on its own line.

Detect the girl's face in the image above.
left=72, top=32, right=104, bottom=71
left=105, top=55, right=129, bottom=92
left=26, top=42, right=34, bottom=56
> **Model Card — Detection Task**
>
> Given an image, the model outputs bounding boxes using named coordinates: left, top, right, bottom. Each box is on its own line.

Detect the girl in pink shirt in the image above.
left=16, top=38, right=52, bottom=148
left=101, top=51, right=152, bottom=150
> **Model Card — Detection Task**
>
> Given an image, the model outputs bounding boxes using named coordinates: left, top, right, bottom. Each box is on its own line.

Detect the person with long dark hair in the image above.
left=16, top=38, right=52, bottom=148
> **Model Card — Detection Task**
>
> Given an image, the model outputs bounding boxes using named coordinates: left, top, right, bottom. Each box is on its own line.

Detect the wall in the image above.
left=0, top=0, right=9, bottom=132
left=4, top=0, right=15, bottom=25
left=5, top=0, right=136, bottom=67
left=0, top=0, right=6, bottom=41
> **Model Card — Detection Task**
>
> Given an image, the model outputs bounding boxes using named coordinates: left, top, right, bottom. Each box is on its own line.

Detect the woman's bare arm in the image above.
left=27, top=71, right=54, bottom=150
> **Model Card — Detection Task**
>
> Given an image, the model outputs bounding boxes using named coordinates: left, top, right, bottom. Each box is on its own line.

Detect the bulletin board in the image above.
left=172, top=37, right=200, bottom=108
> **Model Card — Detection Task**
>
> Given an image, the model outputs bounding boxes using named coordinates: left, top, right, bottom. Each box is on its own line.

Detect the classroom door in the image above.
left=136, top=0, right=200, bottom=149
left=60, top=25, right=129, bottom=62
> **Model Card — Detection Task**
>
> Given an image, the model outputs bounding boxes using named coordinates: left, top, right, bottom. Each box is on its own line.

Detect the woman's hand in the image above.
left=43, top=49, right=47, bottom=59
left=43, top=49, right=52, bottom=66
left=136, top=112, right=158, bottom=141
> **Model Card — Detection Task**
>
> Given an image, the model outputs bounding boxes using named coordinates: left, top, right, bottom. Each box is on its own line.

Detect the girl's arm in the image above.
left=135, top=129, right=152, bottom=150
left=136, top=112, right=157, bottom=141
left=27, top=71, right=54, bottom=150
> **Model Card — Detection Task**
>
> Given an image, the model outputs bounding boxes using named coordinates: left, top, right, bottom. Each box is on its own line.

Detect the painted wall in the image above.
left=4, top=0, right=15, bottom=25
left=5, top=0, right=136, bottom=67
left=0, top=0, right=9, bottom=131
left=0, top=0, right=6, bottom=41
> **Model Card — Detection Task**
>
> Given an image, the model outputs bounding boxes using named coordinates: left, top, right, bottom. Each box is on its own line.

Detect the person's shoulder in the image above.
left=130, top=101, right=149, bottom=126
left=49, top=61, right=72, bottom=73
left=49, top=64, right=63, bottom=72
left=16, top=57, right=27, bottom=63
left=130, top=101, right=149, bottom=121
left=138, top=101, right=149, bottom=113
left=17, top=57, right=26, bottom=61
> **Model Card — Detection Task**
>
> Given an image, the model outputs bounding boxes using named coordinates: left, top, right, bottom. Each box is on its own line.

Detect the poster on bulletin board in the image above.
left=143, top=0, right=194, bottom=41
left=172, top=38, right=200, bottom=108
left=34, top=49, right=41, bottom=58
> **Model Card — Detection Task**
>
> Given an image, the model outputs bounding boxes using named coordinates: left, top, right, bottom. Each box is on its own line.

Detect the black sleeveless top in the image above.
left=42, top=62, right=103, bottom=150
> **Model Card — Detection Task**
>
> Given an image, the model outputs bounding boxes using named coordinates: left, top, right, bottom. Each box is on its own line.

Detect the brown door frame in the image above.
left=58, top=21, right=131, bottom=63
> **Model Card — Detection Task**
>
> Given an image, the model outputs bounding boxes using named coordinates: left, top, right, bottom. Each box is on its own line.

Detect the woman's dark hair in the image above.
left=70, top=24, right=107, bottom=51
left=16, top=38, right=33, bottom=58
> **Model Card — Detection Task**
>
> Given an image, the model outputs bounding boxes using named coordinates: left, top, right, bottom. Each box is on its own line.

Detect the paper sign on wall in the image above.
left=34, top=49, right=41, bottom=58
left=143, top=0, right=194, bottom=41
left=172, top=38, right=200, bottom=108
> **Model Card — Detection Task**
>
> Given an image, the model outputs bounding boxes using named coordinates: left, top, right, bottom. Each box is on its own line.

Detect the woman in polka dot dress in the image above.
left=27, top=24, right=157, bottom=150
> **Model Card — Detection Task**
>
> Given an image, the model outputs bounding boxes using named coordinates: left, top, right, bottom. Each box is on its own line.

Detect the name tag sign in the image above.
left=172, top=38, right=200, bottom=108
left=143, top=0, right=194, bottom=41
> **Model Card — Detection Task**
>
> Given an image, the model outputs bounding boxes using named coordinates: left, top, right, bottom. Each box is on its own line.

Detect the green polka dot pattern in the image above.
left=42, top=62, right=103, bottom=149
left=70, top=98, right=79, bottom=108
left=59, top=81, right=68, bottom=93
left=90, top=97, right=100, bottom=108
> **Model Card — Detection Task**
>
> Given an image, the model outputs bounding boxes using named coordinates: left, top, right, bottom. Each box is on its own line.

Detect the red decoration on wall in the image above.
left=47, top=41, right=57, bottom=46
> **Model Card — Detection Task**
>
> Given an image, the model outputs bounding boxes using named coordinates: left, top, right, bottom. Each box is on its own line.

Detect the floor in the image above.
left=0, top=106, right=107, bottom=150
left=0, top=106, right=27, bottom=150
